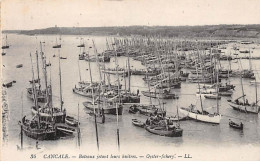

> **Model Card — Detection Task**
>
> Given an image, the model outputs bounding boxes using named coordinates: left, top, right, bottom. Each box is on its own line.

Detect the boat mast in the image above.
left=20, top=92, right=23, bottom=150
left=215, top=57, right=220, bottom=114
left=58, top=50, right=63, bottom=111
left=87, top=46, right=93, bottom=84
left=30, top=53, right=40, bottom=129
left=238, top=59, right=246, bottom=105
left=78, top=56, right=82, bottom=83
left=92, top=88, right=99, bottom=151
left=40, top=42, right=49, bottom=106
left=127, top=44, right=131, bottom=92
left=36, top=50, right=40, bottom=89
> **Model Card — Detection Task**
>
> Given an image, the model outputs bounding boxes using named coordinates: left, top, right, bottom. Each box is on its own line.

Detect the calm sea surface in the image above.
left=2, top=34, right=260, bottom=154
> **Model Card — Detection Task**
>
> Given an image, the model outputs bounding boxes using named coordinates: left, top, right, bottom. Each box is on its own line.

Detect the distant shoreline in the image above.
left=3, top=24, right=260, bottom=40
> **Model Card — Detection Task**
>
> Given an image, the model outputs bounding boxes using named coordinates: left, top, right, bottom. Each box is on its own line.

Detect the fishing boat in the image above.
left=52, top=37, right=61, bottom=48
left=145, top=125, right=183, bottom=137
left=72, top=85, right=98, bottom=98
left=60, top=57, right=67, bottom=59
left=27, top=87, right=50, bottom=103
left=179, top=105, right=221, bottom=124
left=19, top=116, right=57, bottom=140
left=83, top=101, right=123, bottom=115
left=227, top=98, right=259, bottom=114
left=131, top=104, right=166, bottom=116
left=141, top=90, right=179, bottom=99
left=2, top=35, right=10, bottom=49
left=204, top=94, right=221, bottom=100
left=229, top=120, right=243, bottom=130
left=228, top=66, right=259, bottom=114
left=65, top=116, right=79, bottom=127
left=132, top=119, right=145, bottom=128
left=55, top=123, right=77, bottom=135
left=129, top=105, right=139, bottom=114
left=3, top=82, right=13, bottom=88
left=16, top=64, right=23, bottom=68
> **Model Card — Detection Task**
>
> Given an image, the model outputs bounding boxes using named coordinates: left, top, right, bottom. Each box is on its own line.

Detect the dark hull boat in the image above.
left=16, top=64, right=23, bottom=68
left=3, top=82, right=13, bottom=88
left=130, top=104, right=166, bottom=116
left=132, top=119, right=145, bottom=128
left=121, top=93, right=140, bottom=103
left=229, top=121, right=243, bottom=130
left=2, top=45, right=9, bottom=49
left=53, top=44, right=61, bottom=48
left=19, top=117, right=57, bottom=140
left=145, top=125, right=183, bottom=137
left=141, top=91, right=179, bottom=99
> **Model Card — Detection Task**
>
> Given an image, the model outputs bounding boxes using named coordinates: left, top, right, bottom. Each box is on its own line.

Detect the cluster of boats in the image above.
left=3, top=35, right=259, bottom=152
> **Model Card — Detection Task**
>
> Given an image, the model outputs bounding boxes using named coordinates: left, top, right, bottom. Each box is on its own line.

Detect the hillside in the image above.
left=3, top=24, right=260, bottom=38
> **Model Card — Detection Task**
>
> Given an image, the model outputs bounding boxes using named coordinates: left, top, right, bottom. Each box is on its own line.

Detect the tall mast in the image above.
left=36, top=50, right=41, bottom=89
left=78, top=57, right=82, bottom=82
left=92, top=88, right=99, bottom=151
left=58, top=50, right=63, bottom=111
left=20, top=92, right=23, bottom=150
left=87, top=47, right=93, bottom=84
left=127, top=45, right=131, bottom=92
left=30, top=53, right=40, bottom=129
left=238, top=59, right=246, bottom=105
left=40, top=42, right=49, bottom=106
left=215, top=57, right=219, bottom=114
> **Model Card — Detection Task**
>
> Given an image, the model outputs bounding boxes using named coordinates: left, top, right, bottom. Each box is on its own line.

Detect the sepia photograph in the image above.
left=1, top=0, right=260, bottom=161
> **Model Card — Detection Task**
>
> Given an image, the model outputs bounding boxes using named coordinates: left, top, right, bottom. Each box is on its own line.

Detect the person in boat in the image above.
left=245, top=99, right=249, bottom=105
left=101, top=108, right=105, bottom=124
left=235, top=99, right=239, bottom=104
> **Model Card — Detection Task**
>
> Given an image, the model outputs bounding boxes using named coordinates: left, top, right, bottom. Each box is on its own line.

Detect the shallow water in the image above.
left=2, top=34, right=260, bottom=153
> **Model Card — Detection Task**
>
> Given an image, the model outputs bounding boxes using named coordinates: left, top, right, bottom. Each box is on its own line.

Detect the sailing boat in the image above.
left=227, top=63, right=260, bottom=114
left=31, top=50, right=66, bottom=123
left=180, top=56, right=221, bottom=124
left=19, top=53, right=57, bottom=140
left=27, top=45, right=51, bottom=103
left=144, top=100, right=183, bottom=137
left=52, top=36, right=61, bottom=48
left=2, top=35, right=10, bottom=49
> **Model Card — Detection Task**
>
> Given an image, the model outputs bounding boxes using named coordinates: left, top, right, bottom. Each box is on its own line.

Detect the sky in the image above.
left=1, top=0, right=260, bottom=30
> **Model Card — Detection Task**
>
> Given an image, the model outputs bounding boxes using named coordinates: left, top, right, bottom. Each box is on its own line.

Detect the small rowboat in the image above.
left=3, top=82, right=13, bottom=88
left=145, top=125, right=183, bottom=137
left=229, top=121, right=243, bottom=130
left=65, top=116, right=79, bottom=127
left=204, top=94, right=221, bottom=100
left=16, top=64, right=23, bottom=68
left=132, top=119, right=145, bottom=128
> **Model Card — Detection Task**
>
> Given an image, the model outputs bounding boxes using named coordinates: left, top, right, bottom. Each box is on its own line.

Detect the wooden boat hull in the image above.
left=228, top=101, right=259, bottom=114
left=31, top=107, right=66, bottom=123
left=145, top=125, right=183, bottom=137
left=132, top=119, right=145, bottom=128
left=72, top=88, right=95, bottom=98
left=83, top=102, right=123, bottom=115
left=179, top=107, right=221, bottom=124
left=141, top=91, right=179, bottom=99
left=229, top=122, right=243, bottom=130
left=65, top=116, right=79, bottom=127
left=19, top=121, right=57, bottom=140
left=27, top=88, right=49, bottom=103
left=204, top=95, right=221, bottom=100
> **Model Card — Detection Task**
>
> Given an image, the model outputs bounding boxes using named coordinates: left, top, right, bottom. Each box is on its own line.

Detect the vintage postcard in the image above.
left=1, top=0, right=260, bottom=161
